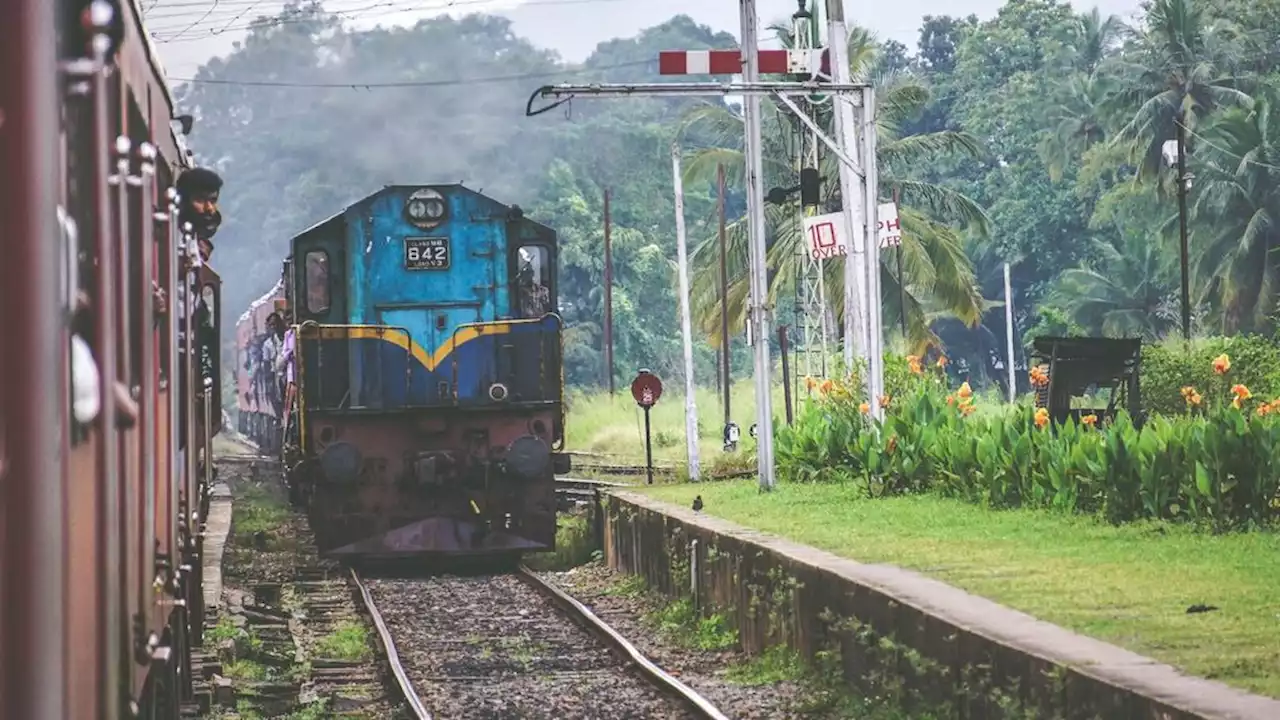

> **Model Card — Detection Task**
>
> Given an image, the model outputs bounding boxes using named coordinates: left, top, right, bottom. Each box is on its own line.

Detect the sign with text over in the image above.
left=803, top=212, right=850, bottom=261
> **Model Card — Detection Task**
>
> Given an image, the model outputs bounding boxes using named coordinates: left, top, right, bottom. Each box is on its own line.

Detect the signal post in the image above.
left=525, top=0, right=883, bottom=491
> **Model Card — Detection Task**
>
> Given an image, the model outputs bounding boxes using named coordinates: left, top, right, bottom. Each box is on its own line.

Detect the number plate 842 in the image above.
left=405, top=237, right=450, bottom=270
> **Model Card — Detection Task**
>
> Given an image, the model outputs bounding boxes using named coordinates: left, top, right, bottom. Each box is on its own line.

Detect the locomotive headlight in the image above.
left=424, top=198, right=445, bottom=219
left=407, top=199, right=429, bottom=221
left=405, top=188, right=447, bottom=228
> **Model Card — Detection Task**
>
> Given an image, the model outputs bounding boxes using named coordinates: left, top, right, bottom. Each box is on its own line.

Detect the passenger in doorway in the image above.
left=260, top=312, right=285, bottom=416
left=176, top=166, right=223, bottom=243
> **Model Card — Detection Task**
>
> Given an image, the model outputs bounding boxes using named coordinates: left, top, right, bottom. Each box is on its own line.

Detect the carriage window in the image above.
left=515, top=245, right=551, bottom=319
left=305, top=251, right=330, bottom=315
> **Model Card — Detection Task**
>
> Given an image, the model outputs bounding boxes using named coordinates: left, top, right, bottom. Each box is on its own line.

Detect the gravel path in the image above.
left=542, top=561, right=834, bottom=720
left=365, top=574, right=703, bottom=719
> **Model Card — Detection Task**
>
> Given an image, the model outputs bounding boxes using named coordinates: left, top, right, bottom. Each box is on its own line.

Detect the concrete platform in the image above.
left=202, top=482, right=233, bottom=613
left=604, top=490, right=1280, bottom=720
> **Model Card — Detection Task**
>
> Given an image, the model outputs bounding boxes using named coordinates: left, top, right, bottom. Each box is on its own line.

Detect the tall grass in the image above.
left=564, top=378, right=787, bottom=464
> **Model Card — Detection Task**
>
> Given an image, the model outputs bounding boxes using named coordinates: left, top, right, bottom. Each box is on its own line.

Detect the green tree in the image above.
left=1192, top=86, right=1280, bottom=332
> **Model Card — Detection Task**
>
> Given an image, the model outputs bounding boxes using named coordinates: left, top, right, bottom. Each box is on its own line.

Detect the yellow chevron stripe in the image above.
left=305, top=323, right=512, bottom=372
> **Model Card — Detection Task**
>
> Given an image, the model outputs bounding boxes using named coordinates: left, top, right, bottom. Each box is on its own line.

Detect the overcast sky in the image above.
left=147, top=0, right=1145, bottom=80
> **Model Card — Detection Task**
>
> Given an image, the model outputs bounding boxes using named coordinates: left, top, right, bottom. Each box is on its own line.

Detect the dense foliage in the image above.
left=184, top=0, right=1280, bottom=407
left=778, top=355, right=1280, bottom=529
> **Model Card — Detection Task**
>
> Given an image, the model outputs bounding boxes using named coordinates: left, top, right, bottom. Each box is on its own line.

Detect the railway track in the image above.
left=351, top=566, right=730, bottom=720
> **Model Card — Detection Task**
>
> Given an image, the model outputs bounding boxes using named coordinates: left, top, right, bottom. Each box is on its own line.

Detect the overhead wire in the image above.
left=164, top=0, right=221, bottom=42
left=145, top=0, right=423, bottom=24
left=1176, top=117, right=1280, bottom=172
left=147, top=0, right=630, bottom=42
left=169, top=59, right=654, bottom=89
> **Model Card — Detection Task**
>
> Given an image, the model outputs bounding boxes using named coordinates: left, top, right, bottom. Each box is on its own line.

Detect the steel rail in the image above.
left=516, top=565, right=732, bottom=720
left=349, top=568, right=433, bottom=720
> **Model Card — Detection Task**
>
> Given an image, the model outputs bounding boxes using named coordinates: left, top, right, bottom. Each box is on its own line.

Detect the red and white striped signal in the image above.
left=658, top=49, right=830, bottom=77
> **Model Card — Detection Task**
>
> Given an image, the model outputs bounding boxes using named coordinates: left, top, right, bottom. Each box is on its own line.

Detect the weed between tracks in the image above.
left=206, top=457, right=403, bottom=719
left=523, top=510, right=596, bottom=571
left=314, top=621, right=373, bottom=662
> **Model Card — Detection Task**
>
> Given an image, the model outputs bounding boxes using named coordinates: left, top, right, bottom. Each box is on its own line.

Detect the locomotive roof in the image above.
left=289, top=183, right=555, bottom=241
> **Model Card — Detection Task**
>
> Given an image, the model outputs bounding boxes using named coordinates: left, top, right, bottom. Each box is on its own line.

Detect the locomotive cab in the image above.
left=283, top=184, right=567, bottom=560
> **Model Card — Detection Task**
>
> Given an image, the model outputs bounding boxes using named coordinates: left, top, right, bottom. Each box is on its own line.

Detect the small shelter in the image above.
left=1029, top=337, right=1143, bottom=427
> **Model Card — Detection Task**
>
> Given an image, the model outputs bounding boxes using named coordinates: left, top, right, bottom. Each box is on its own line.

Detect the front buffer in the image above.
left=292, top=409, right=561, bottom=561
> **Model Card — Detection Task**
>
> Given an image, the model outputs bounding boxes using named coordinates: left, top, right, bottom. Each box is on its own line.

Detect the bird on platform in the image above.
left=691, top=495, right=703, bottom=512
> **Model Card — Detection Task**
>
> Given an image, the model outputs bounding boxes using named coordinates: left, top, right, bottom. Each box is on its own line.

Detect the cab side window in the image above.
left=514, top=245, right=551, bottom=319
left=305, top=251, right=330, bottom=315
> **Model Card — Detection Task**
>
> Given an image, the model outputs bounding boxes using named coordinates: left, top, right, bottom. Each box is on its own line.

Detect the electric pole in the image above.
left=740, top=0, right=777, bottom=491
left=718, top=163, right=731, bottom=428
left=672, top=144, right=701, bottom=481
left=603, top=188, right=615, bottom=394
left=826, top=0, right=871, bottom=400
left=1176, top=114, right=1192, bottom=341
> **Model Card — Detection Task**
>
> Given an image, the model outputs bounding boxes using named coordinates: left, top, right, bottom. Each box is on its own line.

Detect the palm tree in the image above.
left=1191, top=86, right=1280, bottom=333
left=1070, top=8, right=1126, bottom=75
left=1040, top=72, right=1117, bottom=182
left=1050, top=234, right=1179, bottom=339
left=678, top=25, right=990, bottom=354
left=1108, top=0, right=1252, bottom=185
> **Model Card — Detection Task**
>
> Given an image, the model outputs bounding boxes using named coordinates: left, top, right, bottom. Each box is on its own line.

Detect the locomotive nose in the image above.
left=504, top=435, right=551, bottom=480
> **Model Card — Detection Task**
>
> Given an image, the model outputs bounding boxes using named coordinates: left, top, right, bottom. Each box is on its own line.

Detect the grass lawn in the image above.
left=641, top=480, right=1280, bottom=698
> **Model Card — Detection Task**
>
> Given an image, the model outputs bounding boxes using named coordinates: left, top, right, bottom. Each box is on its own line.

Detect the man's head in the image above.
left=176, top=167, right=223, bottom=240
left=266, top=312, right=284, bottom=336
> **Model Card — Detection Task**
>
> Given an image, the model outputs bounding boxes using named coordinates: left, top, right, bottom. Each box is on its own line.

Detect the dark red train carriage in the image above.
left=1, top=1, right=224, bottom=717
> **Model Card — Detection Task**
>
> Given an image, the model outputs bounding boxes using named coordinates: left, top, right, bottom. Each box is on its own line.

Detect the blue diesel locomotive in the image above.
left=276, top=184, right=569, bottom=560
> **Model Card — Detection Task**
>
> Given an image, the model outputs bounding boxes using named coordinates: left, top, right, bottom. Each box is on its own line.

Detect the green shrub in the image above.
left=777, top=355, right=1280, bottom=530
left=1141, top=335, right=1280, bottom=415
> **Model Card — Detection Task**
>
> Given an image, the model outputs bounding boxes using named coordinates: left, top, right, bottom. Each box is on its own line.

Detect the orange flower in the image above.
left=946, top=395, right=956, bottom=406
left=804, top=376, right=817, bottom=391
left=879, top=394, right=892, bottom=410
left=936, top=355, right=949, bottom=369
left=1232, top=384, right=1252, bottom=400
left=1180, top=385, right=1196, bottom=398
left=1213, top=353, right=1231, bottom=375
left=819, top=378, right=835, bottom=395
left=960, top=402, right=976, bottom=416
left=1081, top=414, right=1098, bottom=427
left=1029, top=366, right=1050, bottom=388
left=1188, top=391, right=1202, bottom=407
left=957, top=381, right=973, bottom=400
left=1034, top=407, right=1050, bottom=429
left=886, top=435, right=898, bottom=453
left=1257, top=404, right=1270, bottom=417
left=907, top=355, right=923, bottom=375
left=859, top=402, right=871, bottom=414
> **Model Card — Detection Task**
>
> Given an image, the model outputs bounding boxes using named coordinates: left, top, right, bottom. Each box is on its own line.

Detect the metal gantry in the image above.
left=524, top=0, right=884, bottom=490
left=791, top=1, right=830, bottom=383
